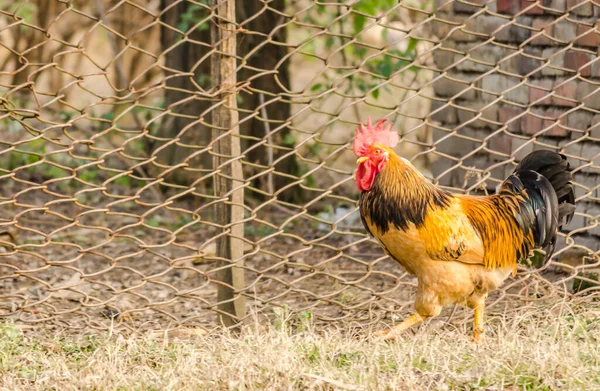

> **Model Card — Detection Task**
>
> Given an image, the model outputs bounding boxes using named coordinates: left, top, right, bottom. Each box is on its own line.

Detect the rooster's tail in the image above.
left=498, top=150, right=575, bottom=262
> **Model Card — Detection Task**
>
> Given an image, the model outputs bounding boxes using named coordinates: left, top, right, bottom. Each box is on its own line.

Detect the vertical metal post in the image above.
left=211, top=0, right=246, bottom=328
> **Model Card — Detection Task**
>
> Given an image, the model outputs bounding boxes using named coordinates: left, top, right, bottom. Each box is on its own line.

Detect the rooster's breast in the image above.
left=363, top=217, right=429, bottom=276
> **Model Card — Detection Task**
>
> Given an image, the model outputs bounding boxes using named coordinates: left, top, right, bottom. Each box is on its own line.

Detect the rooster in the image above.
left=355, top=118, right=575, bottom=342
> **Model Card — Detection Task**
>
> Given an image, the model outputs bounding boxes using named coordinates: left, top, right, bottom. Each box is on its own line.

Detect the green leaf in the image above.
left=283, top=134, right=296, bottom=146
left=396, top=59, right=410, bottom=69
left=14, top=3, right=36, bottom=24
left=177, top=21, right=189, bottom=33
left=405, top=37, right=419, bottom=56
left=100, top=111, right=115, bottom=122
left=178, top=4, right=209, bottom=33
left=371, top=89, right=380, bottom=100
left=310, top=83, right=323, bottom=92
left=46, top=166, right=65, bottom=179
left=196, top=73, right=210, bottom=86
left=58, top=111, right=73, bottom=122
left=379, top=61, right=392, bottom=78
left=304, top=39, right=316, bottom=55
left=147, top=216, right=161, bottom=228
left=115, top=176, right=132, bottom=187
left=355, top=1, right=376, bottom=15
left=356, top=78, right=366, bottom=92
left=325, top=36, right=335, bottom=48
left=353, top=15, right=366, bottom=34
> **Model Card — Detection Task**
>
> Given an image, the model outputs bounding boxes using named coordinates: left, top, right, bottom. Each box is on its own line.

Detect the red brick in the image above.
left=567, top=0, right=594, bottom=16
left=497, top=0, right=522, bottom=13
left=529, top=79, right=553, bottom=104
left=521, top=111, right=544, bottom=134
left=575, top=24, right=599, bottom=47
left=433, top=77, right=475, bottom=99
left=490, top=133, right=513, bottom=155
left=553, top=20, right=577, bottom=42
left=566, top=110, right=594, bottom=132
left=564, top=51, right=594, bottom=76
left=544, top=0, right=566, bottom=12
left=521, top=0, right=544, bottom=14
left=499, top=106, right=523, bottom=132
left=430, top=101, right=458, bottom=124
left=591, top=114, right=600, bottom=138
left=511, top=137, right=535, bottom=160
left=552, top=81, right=578, bottom=107
left=531, top=18, right=554, bottom=45
left=543, top=109, right=568, bottom=136
left=577, top=82, right=600, bottom=110
left=541, top=48, right=566, bottom=76
left=453, top=0, right=486, bottom=12
left=519, top=54, right=542, bottom=75
left=482, top=16, right=510, bottom=36
left=592, top=58, right=600, bottom=78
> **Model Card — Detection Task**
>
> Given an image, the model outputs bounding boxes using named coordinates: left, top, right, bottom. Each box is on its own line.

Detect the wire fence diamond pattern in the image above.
left=0, top=0, right=598, bottom=334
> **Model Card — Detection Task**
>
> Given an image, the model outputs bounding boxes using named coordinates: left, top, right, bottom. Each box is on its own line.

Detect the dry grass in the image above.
left=1, top=301, right=599, bottom=391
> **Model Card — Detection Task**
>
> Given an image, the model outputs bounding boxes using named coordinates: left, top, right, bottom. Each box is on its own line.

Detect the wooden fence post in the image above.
left=211, top=0, right=246, bottom=328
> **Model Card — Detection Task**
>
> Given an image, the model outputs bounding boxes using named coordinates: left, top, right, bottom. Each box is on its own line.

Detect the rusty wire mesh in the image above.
left=0, top=0, right=598, bottom=335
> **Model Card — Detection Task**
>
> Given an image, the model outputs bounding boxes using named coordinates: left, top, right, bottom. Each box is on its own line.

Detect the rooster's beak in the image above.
left=356, top=156, right=368, bottom=164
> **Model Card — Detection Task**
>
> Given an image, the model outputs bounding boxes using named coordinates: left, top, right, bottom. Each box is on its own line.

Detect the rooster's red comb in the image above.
left=353, top=117, right=399, bottom=156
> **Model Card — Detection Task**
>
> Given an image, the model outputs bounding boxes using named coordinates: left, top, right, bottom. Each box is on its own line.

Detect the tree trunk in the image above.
left=154, top=0, right=213, bottom=185
left=236, top=0, right=300, bottom=202
left=156, top=0, right=299, bottom=200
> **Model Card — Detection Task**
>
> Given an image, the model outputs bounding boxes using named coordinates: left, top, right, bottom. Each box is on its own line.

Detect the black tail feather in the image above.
left=501, top=150, right=575, bottom=263
left=513, top=150, right=575, bottom=227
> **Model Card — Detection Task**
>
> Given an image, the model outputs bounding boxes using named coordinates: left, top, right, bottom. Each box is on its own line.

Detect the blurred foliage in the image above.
left=0, top=0, right=429, bottom=198
left=300, top=0, right=424, bottom=99
left=572, top=272, right=599, bottom=294
left=175, top=0, right=211, bottom=43
left=0, top=108, right=153, bottom=198
left=177, top=1, right=210, bottom=34
left=1, top=1, right=37, bottom=26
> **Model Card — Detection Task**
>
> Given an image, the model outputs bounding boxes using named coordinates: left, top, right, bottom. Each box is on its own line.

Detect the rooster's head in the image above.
left=353, top=118, right=399, bottom=192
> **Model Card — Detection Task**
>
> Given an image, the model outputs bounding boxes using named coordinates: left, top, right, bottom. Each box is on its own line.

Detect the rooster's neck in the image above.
left=359, top=153, right=451, bottom=235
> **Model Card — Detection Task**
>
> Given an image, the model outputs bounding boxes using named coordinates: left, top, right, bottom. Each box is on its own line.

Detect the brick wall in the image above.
left=430, top=0, right=600, bottom=251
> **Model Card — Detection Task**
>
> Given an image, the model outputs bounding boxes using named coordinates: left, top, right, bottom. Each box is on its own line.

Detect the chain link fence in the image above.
left=0, top=0, right=598, bottom=334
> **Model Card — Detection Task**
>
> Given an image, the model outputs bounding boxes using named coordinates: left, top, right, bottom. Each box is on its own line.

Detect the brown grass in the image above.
left=1, top=301, right=599, bottom=391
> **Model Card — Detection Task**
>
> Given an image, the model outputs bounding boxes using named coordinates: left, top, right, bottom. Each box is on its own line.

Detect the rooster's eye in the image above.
left=374, top=149, right=381, bottom=155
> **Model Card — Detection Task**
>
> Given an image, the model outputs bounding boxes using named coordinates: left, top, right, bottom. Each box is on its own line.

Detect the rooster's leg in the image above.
left=375, top=314, right=424, bottom=340
left=473, top=303, right=485, bottom=344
